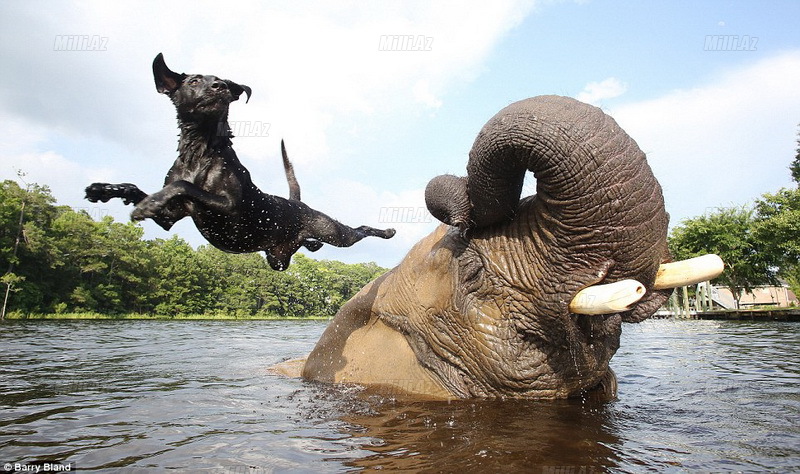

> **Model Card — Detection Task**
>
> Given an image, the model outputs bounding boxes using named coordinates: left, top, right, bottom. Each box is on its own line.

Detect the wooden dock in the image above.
left=694, top=309, right=800, bottom=322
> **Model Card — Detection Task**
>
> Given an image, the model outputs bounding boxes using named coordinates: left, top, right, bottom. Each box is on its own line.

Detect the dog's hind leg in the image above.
left=85, top=183, right=147, bottom=205
left=281, top=140, right=301, bottom=201
left=305, top=211, right=395, bottom=248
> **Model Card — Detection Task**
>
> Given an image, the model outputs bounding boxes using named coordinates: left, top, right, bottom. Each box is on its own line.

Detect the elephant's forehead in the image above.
left=376, top=224, right=457, bottom=315
left=396, top=224, right=459, bottom=275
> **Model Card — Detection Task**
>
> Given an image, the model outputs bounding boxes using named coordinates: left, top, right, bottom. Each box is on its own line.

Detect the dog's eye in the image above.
left=188, top=77, right=200, bottom=85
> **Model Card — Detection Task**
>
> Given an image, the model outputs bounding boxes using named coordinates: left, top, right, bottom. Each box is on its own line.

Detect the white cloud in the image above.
left=0, top=1, right=536, bottom=168
left=412, top=80, right=444, bottom=109
left=608, top=51, right=800, bottom=227
left=575, top=77, right=628, bottom=105
left=0, top=115, right=89, bottom=193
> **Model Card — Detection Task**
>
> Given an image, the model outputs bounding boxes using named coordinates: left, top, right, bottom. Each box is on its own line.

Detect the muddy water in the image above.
left=1, top=319, right=797, bottom=472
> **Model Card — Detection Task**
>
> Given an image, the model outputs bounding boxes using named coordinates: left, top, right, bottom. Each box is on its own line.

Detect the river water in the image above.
left=0, top=319, right=797, bottom=472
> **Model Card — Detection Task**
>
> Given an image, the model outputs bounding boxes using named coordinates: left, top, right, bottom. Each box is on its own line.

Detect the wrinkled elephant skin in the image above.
left=302, top=95, right=672, bottom=399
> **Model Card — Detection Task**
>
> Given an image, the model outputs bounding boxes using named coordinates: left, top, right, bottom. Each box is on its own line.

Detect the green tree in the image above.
left=312, top=259, right=387, bottom=316
left=47, top=209, right=105, bottom=312
left=0, top=180, right=59, bottom=314
left=91, top=216, right=152, bottom=313
left=147, top=236, right=216, bottom=316
left=790, top=125, right=800, bottom=184
left=195, top=246, right=279, bottom=316
left=754, top=189, right=800, bottom=261
left=256, top=268, right=305, bottom=317
left=283, top=254, right=387, bottom=317
left=1, top=272, right=24, bottom=319
left=752, top=136, right=800, bottom=296
left=669, top=206, right=778, bottom=307
left=285, top=253, right=329, bottom=317
left=47, top=212, right=153, bottom=313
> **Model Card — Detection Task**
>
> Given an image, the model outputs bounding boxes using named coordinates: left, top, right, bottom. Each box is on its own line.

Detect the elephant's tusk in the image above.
left=653, top=254, right=725, bottom=290
left=569, top=254, right=724, bottom=314
left=569, top=279, right=646, bottom=315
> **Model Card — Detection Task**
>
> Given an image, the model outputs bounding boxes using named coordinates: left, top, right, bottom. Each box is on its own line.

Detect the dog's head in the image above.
left=152, top=53, right=251, bottom=119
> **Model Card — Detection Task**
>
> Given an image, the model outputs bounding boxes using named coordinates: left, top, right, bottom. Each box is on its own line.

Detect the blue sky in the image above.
left=1, top=1, right=798, bottom=268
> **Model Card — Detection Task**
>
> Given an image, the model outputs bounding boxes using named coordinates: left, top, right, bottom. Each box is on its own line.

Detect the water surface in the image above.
left=1, top=319, right=798, bottom=472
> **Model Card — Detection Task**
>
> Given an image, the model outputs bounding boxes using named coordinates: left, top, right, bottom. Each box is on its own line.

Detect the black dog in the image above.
left=86, top=53, right=395, bottom=270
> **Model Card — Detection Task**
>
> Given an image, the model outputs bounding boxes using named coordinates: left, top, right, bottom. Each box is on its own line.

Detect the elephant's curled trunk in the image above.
left=425, top=95, right=671, bottom=323
left=426, top=95, right=658, bottom=230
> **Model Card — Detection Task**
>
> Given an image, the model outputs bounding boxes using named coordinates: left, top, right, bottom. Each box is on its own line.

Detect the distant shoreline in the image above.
left=2, top=312, right=331, bottom=321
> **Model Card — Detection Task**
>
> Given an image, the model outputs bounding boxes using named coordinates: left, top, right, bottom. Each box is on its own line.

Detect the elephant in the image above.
left=293, top=95, right=717, bottom=399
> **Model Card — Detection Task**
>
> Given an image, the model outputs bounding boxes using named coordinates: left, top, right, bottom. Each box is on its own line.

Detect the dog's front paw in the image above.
left=85, top=183, right=114, bottom=203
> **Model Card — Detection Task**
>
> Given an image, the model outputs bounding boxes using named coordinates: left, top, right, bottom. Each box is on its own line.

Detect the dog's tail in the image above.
left=281, top=140, right=301, bottom=201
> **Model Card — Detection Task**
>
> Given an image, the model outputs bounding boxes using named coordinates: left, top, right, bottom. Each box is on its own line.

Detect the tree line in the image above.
left=1, top=180, right=387, bottom=318
left=3, top=130, right=798, bottom=317
left=668, top=130, right=800, bottom=307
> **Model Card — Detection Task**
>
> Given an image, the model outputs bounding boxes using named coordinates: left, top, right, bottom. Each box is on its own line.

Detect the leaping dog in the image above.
left=86, top=53, right=395, bottom=270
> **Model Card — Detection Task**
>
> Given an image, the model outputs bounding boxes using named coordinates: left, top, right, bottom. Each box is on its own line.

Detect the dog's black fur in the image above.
left=86, top=53, right=395, bottom=271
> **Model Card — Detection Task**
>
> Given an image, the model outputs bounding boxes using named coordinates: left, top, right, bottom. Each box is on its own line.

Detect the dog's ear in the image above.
left=153, top=53, right=186, bottom=95
left=225, top=80, right=252, bottom=104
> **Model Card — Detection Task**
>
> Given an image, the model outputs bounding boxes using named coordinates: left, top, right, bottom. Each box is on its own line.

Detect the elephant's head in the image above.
left=300, top=96, right=715, bottom=399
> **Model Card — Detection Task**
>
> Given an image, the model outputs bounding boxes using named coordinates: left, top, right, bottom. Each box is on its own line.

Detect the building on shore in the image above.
left=661, top=282, right=798, bottom=318
left=712, top=284, right=798, bottom=309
